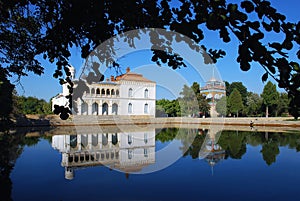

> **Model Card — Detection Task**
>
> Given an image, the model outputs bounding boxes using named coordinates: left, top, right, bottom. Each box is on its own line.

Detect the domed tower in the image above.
left=200, top=76, right=226, bottom=116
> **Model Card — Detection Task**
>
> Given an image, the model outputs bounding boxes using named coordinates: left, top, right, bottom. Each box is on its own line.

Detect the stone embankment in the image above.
left=16, top=115, right=300, bottom=128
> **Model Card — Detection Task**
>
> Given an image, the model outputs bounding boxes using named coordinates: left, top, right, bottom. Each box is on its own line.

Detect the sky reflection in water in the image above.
left=1, top=127, right=299, bottom=201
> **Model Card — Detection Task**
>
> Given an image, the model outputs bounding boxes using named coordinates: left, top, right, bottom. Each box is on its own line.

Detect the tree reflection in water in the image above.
left=0, top=131, right=41, bottom=201
left=156, top=127, right=300, bottom=166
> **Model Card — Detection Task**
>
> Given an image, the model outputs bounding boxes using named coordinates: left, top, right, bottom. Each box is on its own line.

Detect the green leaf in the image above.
left=228, top=4, right=238, bottom=12
left=290, top=62, right=300, bottom=72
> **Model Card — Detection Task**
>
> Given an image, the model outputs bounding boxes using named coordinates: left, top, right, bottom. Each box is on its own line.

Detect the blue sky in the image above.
left=11, top=0, right=299, bottom=101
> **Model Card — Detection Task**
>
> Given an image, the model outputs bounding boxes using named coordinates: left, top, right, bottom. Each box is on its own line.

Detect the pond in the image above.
left=1, top=126, right=300, bottom=201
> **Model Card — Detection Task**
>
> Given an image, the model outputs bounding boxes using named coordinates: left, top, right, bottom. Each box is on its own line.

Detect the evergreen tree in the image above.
left=191, top=82, right=210, bottom=116
left=226, top=82, right=248, bottom=104
left=216, top=96, right=227, bottom=117
left=228, top=88, right=244, bottom=117
left=261, top=81, right=279, bottom=117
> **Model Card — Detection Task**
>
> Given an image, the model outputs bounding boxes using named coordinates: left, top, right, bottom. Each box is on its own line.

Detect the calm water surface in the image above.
left=1, top=127, right=300, bottom=201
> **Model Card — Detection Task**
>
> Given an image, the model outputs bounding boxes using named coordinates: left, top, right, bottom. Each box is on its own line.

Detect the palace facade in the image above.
left=52, top=67, right=156, bottom=116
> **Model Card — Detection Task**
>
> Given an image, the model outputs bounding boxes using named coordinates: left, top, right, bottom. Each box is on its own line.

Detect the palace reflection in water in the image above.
left=52, top=129, right=156, bottom=179
left=51, top=127, right=227, bottom=179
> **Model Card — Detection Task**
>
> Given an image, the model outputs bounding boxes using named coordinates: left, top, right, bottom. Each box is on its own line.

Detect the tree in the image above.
left=228, top=88, right=244, bottom=117
left=1, top=0, right=300, bottom=119
left=191, top=82, right=210, bottom=116
left=218, top=131, right=247, bottom=159
left=275, top=93, right=290, bottom=117
left=156, top=99, right=180, bottom=117
left=227, top=82, right=248, bottom=104
left=179, top=83, right=210, bottom=117
left=179, top=84, right=198, bottom=116
left=216, top=96, right=227, bottom=117
left=0, top=69, right=14, bottom=123
left=245, top=92, right=263, bottom=116
left=289, top=92, right=300, bottom=120
left=17, top=96, right=53, bottom=115
left=261, top=81, right=279, bottom=117
left=261, top=140, right=280, bottom=166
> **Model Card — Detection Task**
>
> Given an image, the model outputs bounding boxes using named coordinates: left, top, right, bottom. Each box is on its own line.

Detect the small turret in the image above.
left=69, top=65, right=75, bottom=80
left=63, top=65, right=75, bottom=96
left=65, top=167, right=74, bottom=180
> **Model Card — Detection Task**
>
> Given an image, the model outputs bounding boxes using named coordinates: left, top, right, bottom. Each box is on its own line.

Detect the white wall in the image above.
left=118, top=80, right=156, bottom=116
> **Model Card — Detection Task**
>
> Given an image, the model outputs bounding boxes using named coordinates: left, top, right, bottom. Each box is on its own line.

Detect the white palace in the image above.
left=52, top=128, right=156, bottom=179
left=52, top=67, right=156, bottom=116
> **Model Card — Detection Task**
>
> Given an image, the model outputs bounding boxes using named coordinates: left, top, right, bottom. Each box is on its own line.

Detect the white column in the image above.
left=77, top=99, right=82, bottom=115
left=108, top=100, right=112, bottom=115
left=98, top=134, right=102, bottom=149
left=108, top=134, right=112, bottom=148
left=88, top=134, right=92, bottom=149
left=78, top=135, right=82, bottom=151
left=65, top=135, right=70, bottom=151
left=88, top=100, right=92, bottom=115
left=99, top=100, right=102, bottom=115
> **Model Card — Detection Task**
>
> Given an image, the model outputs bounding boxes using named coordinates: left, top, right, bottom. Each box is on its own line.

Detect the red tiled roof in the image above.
left=115, top=71, right=155, bottom=83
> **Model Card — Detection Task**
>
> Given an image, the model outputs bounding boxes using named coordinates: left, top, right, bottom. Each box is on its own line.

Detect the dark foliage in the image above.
left=0, top=0, right=299, bottom=119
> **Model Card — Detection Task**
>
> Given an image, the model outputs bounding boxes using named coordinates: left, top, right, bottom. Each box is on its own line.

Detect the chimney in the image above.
left=126, top=67, right=130, bottom=73
left=110, top=75, right=115, bottom=81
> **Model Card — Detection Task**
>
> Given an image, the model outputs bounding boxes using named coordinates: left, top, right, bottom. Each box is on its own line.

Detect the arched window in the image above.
left=106, top=89, right=110, bottom=96
left=128, top=134, right=132, bottom=145
left=128, top=103, right=132, bottom=114
left=96, top=88, right=100, bottom=95
left=81, top=102, right=88, bottom=115
left=112, top=133, right=118, bottom=145
left=91, top=88, right=95, bottom=94
left=144, top=103, right=148, bottom=114
left=144, top=148, right=148, bottom=157
left=101, top=88, right=105, bottom=95
left=112, top=103, right=118, bottom=115
left=84, top=88, right=90, bottom=95
left=92, top=102, right=98, bottom=115
left=128, top=88, right=133, bottom=97
left=111, top=89, right=115, bottom=95
left=144, top=89, right=149, bottom=98
left=70, top=135, right=77, bottom=148
left=81, top=135, right=88, bottom=148
left=144, top=133, right=148, bottom=144
left=102, top=134, right=108, bottom=146
left=128, top=149, right=133, bottom=159
left=92, top=134, right=98, bottom=146
left=102, top=102, right=108, bottom=115
left=116, top=89, right=120, bottom=96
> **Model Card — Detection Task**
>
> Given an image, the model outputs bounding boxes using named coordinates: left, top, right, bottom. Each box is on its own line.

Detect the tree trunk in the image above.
left=266, top=106, right=269, bottom=118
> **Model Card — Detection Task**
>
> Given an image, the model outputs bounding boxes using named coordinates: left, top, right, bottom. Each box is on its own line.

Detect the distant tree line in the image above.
left=16, top=96, right=53, bottom=115
left=0, top=89, right=52, bottom=123
left=157, top=80, right=291, bottom=118
left=216, top=81, right=290, bottom=118
left=156, top=82, right=210, bottom=117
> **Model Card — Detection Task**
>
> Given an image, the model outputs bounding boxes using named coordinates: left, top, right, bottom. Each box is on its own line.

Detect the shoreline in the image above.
left=3, top=115, right=300, bottom=136
left=13, top=115, right=300, bottom=128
